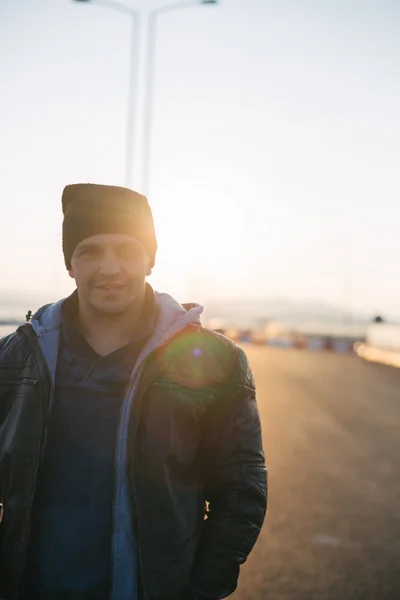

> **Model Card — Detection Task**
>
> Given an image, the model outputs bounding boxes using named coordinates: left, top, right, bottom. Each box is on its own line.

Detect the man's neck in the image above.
left=78, top=293, right=146, bottom=357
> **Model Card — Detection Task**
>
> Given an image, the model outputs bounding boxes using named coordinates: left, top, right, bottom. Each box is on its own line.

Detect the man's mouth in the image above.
left=96, top=284, right=126, bottom=291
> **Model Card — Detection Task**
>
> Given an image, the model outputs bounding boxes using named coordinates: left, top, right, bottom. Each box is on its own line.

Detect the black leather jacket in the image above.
left=0, top=322, right=267, bottom=600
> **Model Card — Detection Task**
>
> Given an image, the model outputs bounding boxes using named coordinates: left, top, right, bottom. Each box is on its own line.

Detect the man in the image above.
left=0, top=184, right=267, bottom=600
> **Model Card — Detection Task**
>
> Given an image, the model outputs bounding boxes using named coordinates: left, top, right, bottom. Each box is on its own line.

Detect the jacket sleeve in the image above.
left=189, top=346, right=267, bottom=600
left=0, top=334, right=13, bottom=425
left=0, top=332, right=23, bottom=426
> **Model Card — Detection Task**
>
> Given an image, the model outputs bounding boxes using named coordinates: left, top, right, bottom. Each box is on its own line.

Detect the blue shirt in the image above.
left=24, top=287, right=155, bottom=600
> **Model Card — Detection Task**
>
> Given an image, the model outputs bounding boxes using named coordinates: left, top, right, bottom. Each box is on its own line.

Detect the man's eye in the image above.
left=118, top=246, right=138, bottom=259
left=79, top=249, right=99, bottom=260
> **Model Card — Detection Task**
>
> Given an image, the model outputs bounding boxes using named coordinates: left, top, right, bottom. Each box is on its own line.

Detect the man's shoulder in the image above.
left=0, top=330, right=20, bottom=356
left=154, top=324, right=252, bottom=389
left=0, top=325, right=33, bottom=367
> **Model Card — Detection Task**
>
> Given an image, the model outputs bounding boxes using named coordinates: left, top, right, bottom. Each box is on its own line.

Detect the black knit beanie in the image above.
left=62, top=183, right=157, bottom=269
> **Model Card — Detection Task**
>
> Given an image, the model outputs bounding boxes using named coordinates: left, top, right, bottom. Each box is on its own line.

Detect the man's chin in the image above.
left=89, top=298, right=133, bottom=317
left=81, top=286, right=145, bottom=317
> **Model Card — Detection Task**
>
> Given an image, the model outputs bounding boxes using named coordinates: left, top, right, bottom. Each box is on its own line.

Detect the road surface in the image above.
left=233, top=346, right=400, bottom=600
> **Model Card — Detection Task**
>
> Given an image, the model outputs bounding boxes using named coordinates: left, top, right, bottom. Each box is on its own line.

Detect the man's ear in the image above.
left=68, top=268, right=75, bottom=280
left=145, top=254, right=153, bottom=277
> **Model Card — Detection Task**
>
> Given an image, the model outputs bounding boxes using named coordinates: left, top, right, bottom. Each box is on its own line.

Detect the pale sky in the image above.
left=1, top=0, right=399, bottom=318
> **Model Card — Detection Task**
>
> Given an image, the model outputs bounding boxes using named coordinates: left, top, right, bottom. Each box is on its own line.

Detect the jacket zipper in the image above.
left=128, top=366, right=158, bottom=600
left=0, top=378, right=39, bottom=386
left=131, top=385, right=148, bottom=600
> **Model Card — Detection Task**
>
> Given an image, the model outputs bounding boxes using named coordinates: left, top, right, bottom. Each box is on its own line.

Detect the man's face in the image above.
left=69, top=233, right=151, bottom=316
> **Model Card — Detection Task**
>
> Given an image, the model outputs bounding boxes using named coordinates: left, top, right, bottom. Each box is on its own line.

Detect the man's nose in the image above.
left=98, top=250, right=121, bottom=276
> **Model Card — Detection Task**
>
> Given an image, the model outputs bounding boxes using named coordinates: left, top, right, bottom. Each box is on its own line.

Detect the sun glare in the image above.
left=151, top=180, right=244, bottom=275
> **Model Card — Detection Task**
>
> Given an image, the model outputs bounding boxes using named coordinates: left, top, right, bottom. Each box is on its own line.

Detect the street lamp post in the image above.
left=141, top=0, right=217, bottom=196
left=73, top=0, right=218, bottom=194
left=74, top=0, right=140, bottom=189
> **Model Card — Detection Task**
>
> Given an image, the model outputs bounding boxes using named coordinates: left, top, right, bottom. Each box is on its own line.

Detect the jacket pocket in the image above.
left=151, top=381, right=214, bottom=398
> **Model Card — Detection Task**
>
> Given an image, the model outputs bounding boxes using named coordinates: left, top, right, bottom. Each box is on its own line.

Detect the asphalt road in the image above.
left=233, top=346, right=400, bottom=600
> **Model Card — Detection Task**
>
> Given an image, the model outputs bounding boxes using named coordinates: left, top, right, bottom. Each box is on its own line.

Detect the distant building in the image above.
left=355, top=320, right=400, bottom=368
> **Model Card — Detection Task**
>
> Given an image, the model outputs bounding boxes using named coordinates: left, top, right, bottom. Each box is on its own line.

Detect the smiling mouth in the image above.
left=96, top=284, right=126, bottom=291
